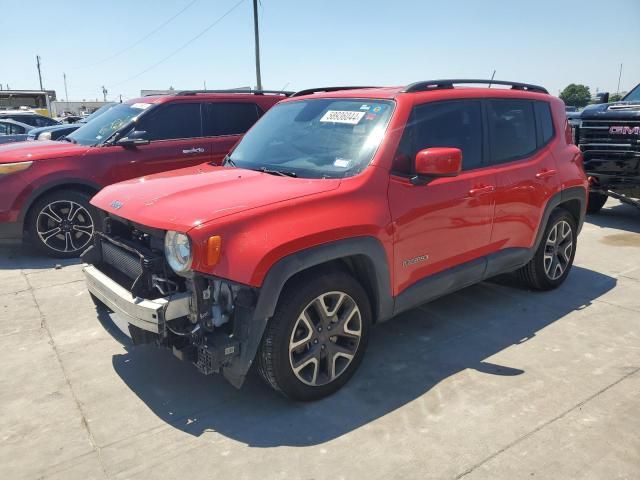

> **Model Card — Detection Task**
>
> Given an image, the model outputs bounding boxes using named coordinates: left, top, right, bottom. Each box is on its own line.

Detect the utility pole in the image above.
left=36, top=55, right=44, bottom=90
left=616, top=63, right=623, bottom=96
left=102, top=85, right=108, bottom=102
left=252, top=0, right=262, bottom=91
left=63, top=73, right=69, bottom=111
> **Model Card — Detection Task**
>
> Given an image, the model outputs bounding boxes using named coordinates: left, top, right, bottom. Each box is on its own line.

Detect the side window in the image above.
left=487, top=100, right=536, bottom=163
left=138, top=103, right=202, bottom=141
left=534, top=101, right=554, bottom=146
left=0, top=122, right=8, bottom=135
left=34, top=116, right=57, bottom=127
left=392, top=100, right=483, bottom=174
left=204, top=102, right=260, bottom=136
left=16, top=116, right=38, bottom=127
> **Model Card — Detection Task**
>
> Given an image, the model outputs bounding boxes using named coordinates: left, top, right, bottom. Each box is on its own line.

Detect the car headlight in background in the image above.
left=0, top=161, right=33, bottom=176
left=37, top=131, right=52, bottom=141
left=164, top=231, right=192, bottom=273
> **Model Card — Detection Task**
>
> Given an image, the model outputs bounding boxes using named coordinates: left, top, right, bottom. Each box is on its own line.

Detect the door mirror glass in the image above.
left=117, top=130, right=150, bottom=147
left=414, top=147, right=462, bottom=178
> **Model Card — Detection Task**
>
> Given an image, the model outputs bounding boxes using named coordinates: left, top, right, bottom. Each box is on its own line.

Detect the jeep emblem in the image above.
left=609, top=125, right=640, bottom=135
left=110, top=200, right=123, bottom=209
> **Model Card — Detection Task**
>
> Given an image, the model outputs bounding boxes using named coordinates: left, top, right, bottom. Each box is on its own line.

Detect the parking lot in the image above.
left=0, top=200, right=638, bottom=480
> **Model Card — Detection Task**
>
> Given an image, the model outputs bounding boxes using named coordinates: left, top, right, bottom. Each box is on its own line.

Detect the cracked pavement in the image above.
left=1, top=200, right=639, bottom=480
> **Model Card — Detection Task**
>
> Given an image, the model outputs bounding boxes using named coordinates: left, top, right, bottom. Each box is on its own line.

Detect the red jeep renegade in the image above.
left=83, top=80, right=588, bottom=401
left=0, top=90, right=287, bottom=257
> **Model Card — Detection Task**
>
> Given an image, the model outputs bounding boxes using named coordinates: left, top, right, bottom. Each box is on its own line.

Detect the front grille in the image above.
left=578, top=120, right=640, bottom=176
left=101, top=239, right=143, bottom=280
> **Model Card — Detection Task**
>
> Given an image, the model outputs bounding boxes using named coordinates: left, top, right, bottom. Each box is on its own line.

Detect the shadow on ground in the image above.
left=104, top=265, right=616, bottom=447
left=0, top=244, right=80, bottom=270
left=586, top=202, right=640, bottom=234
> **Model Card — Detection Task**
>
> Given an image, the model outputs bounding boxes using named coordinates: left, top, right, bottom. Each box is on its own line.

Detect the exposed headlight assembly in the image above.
left=164, top=231, right=192, bottom=273
left=0, top=161, right=33, bottom=176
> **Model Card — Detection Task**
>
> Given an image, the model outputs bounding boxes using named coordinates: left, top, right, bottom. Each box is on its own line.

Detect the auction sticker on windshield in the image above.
left=131, top=103, right=152, bottom=110
left=320, top=110, right=366, bottom=125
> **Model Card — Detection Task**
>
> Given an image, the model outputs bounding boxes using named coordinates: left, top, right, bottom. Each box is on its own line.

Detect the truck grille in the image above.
left=578, top=120, right=640, bottom=176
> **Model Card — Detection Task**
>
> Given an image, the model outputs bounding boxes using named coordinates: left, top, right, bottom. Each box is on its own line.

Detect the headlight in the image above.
left=38, top=131, right=52, bottom=141
left=0, top=161, right=33, bottom=176
left=164, top=231, right=192, bottom=273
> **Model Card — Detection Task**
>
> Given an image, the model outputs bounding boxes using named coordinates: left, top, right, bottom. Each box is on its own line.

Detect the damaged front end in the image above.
left=82, top=215, right=260, bottom=388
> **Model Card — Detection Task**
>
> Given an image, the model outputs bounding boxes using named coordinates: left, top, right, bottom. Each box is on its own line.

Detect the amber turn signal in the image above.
left=206, top=235, right=222, bottom=266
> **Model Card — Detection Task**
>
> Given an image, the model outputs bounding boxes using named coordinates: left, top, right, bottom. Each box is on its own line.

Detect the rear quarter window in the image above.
left=534, top=101, right=554, bottom=146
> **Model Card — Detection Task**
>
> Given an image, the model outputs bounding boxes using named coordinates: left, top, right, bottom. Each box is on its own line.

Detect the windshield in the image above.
left=67, top=102, right=151, bottom=146
left=79, top=103, right=116, bottom=124
left=227, top=99, right=394, bottom=179
left=623, top=84, right=640, bottom=102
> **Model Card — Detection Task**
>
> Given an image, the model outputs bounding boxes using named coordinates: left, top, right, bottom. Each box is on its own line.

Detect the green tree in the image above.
left=560, top=84, right=591, bottom=108
left=609, top=93, right=623, bottom=102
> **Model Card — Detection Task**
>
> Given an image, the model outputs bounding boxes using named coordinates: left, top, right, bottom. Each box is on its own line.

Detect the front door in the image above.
left=388, top=99, right=496, bottom=297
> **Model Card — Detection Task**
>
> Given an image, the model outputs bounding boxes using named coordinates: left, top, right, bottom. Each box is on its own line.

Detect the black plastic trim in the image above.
left=403, top=79, right=548, bottom=94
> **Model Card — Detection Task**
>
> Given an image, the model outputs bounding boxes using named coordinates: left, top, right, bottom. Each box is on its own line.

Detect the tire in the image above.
left=518, top=208, right=577, bottom=291
left=586, top=192, right=607, bottom=214
left=27, top=190, right=98, bottom=258
left=257, top=270, right=372, bottom=401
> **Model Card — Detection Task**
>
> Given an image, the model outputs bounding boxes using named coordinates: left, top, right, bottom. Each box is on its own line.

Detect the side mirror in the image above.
left=595, top=92, right=609, bottom=104
left=116, top=130, right=150, bottom=147
left=412, top=147, right=462, bottom=185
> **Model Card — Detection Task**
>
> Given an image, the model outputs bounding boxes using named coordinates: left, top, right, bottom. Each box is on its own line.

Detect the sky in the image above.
left=1, top=0, right=639, bottom=102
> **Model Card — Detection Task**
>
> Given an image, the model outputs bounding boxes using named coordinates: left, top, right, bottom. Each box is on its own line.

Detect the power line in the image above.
left=77, top=0, right=198, bottom=69
left=108, top=0, right=246, bottom=88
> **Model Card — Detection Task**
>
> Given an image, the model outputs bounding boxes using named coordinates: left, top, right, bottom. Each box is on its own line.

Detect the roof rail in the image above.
left=291, top=86, right=378, bottom=98
left=172, top=89, right=294, bottom=96
left=402, top=79, right=548, bottom=94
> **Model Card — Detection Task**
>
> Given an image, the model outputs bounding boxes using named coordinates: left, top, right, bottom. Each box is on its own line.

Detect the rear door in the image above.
left=487, top=99, right=559, bottom=252
left=203, top=102, right=262, bottom=164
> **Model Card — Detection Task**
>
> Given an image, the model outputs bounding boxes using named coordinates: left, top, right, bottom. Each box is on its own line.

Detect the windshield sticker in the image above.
left=131, top=103, right=152, bottom=110
left=364, top=113, right=377, bottom=121
left=360, top=104, right=371, bottom=111
left=334, top=158, right=351, bottom=168
left=372, top=106, right=383, bottom=113
left=320, top=110, right=366, bottom=125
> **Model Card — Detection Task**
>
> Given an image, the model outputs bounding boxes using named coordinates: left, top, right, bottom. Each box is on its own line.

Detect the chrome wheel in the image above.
left=36, top=200, right=94, bottom=254
left=543, top=220, right=573, bottom=280
left=288, top=291, right=362, bottom=387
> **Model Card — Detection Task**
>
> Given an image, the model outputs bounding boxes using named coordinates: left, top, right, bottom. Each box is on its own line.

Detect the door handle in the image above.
left=535, top=169, right=557, bottom=179
left=182, top=147, right=205, bottom=155
left=468, top=185, right=495, bottom=196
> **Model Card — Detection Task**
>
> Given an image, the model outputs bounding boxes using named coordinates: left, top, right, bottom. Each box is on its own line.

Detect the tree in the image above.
left=609, top=93, right=623, bottom=102
left=560, top=84, right=591, bottom=108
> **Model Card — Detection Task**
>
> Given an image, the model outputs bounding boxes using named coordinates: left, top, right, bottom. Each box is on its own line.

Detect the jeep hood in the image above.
left=91, top=163, right=341, bottom=231
left=0, top=140, right=89, bottom=164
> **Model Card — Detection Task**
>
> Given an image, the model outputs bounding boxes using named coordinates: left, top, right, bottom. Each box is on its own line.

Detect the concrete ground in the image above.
left=1, top=200, right=639, bottom=480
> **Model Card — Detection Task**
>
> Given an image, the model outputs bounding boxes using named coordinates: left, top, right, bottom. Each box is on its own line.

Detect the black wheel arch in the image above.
left=21, top=178, right=101, bottom=233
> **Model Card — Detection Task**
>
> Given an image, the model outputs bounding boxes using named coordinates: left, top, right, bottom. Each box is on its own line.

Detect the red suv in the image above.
left=0, top=90, right=287, bottom=257
left=83, top=80, right=588, bottom=400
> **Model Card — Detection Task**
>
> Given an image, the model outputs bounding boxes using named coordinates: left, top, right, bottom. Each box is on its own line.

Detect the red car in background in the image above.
left=0, top=90, right=289, bottom=257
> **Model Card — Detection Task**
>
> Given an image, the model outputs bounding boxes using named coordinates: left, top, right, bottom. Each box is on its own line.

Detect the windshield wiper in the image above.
left=258, top=167, right=297, bottom=178
left=222, top=156, right=236, bottom=167
left=63, top=137, right=77, bottom=144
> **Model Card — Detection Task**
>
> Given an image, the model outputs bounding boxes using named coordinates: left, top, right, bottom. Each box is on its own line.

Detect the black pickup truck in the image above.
left=575, top=83, right=640, bottom=213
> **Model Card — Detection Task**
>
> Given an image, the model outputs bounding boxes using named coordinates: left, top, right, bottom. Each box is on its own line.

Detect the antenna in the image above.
left=488, top=70, right=496, bottom=88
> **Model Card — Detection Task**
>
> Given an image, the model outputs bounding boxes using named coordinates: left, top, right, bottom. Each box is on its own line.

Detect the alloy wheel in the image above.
left=288, top=291, right=362, bottom=387
left=36, top=200, right=94, bottom=254
left=543, top=220, right=573, bottom=280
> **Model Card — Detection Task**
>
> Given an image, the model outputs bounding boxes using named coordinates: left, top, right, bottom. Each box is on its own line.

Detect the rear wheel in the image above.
left=257, top=271, right=371, bottom=401
left=586, top=192, right=607, bottom=214
left=518, top=208, right=577, bottom=290
left=27, top=190, right=97, bottom=258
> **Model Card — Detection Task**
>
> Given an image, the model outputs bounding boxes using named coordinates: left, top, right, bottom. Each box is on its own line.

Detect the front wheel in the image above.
left=586, top=192, right=608, bottom=214
left=27, top=190, right=98, bottom=258
left=257, top=271, right=371, bottom=401
left=518, top=208, right=577, bottom=290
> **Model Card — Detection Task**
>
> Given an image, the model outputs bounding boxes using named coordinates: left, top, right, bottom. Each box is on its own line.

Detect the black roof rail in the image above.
left=402, top=79, right=548, bottom=94
left=291, top=86, right=378, bottom=98
left=172, top=89, right=294, bottom=96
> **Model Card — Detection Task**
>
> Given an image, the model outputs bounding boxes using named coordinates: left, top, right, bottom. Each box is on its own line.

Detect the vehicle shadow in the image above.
left=0, top=243, right=80, bottom=270
left=586, top=202, right=640, bottom=234
left=108, top=265, right=615, bottom=447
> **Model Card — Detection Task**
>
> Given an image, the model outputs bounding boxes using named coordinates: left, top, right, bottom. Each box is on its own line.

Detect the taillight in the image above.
left=564, top=119, right=574, bottom=145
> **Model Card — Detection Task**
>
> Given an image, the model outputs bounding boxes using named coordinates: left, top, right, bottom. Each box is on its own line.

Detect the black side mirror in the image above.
left=595, top=92, right=609, bottom=104
left=116, top=130, right=150, bottom=147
